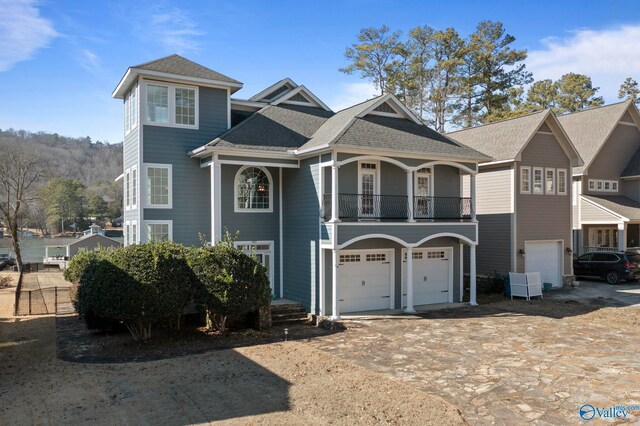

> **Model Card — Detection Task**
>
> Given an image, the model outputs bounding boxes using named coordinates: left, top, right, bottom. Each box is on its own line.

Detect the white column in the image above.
left=405, top=247, right=415, bottom=312
left=469, top=244, right=477, bottom=306
left=406, top=170, right=415, bottom=222
left=618, top=223, right=627, bottom=251
left=214, top=162, right=222, bottom=242
left=210, top=163, right=216, bottom=245
left=331, top=165, right=340, bottom=222
left=459, top=242, right=464, bottom=302
left=331, top=249, right=340, bottom=319
left=470, top=173, right=477, bottom=222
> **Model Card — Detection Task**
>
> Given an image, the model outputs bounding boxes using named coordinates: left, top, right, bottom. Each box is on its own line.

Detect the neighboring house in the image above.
left=557, top=100, right=640, bottom=254
left=44, top=234, right=122, bottom=269
left=113, top=54, right=490, bottom=317
left=450, top=111, right=583, bottom=287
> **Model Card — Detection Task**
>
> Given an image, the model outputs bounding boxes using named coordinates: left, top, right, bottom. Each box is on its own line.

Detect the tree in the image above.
left=526, top=79, right=559, bottom=111
left=42, top=178, right=85, bottom=233
left=0, top=143, right=45, bottom=271
left=339, top=25, right=403, bottom=95
left=555, top=73, right=604, bottom=113
left=618, top=77, right=640, bottom=105
left=86, top=191, right=108, bottom=223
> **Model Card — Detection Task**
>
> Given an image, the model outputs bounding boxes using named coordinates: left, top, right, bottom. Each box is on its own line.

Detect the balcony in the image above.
left=322, top=194, right=473, bottom=222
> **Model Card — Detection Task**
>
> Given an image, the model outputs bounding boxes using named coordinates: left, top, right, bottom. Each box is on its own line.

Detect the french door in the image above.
left=414, top=168, right=432, bottom=218
left=359, top=162, right=378, bottom=218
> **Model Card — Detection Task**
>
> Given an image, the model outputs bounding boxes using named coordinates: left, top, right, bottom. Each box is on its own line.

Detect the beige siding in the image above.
left=580, top=198, right=621, bottom=222
left=587, top=123, right=640, bottom=183
left=473, top=166, right=513, bottom=214
left=517, top=132, right=572, bottom=275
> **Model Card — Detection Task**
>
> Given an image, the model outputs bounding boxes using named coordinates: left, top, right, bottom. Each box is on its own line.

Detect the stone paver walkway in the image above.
left=308, top=300, right=640, bottom=425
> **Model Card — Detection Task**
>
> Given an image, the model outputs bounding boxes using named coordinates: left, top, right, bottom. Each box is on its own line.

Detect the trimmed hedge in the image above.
left=65, top=241, right=271, bottom=340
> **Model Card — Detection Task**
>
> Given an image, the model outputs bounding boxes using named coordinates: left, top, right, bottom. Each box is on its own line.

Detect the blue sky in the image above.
left=1, top=0, right=640, bottom=144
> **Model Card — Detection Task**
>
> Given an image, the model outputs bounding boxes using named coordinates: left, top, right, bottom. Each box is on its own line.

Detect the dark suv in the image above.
left=573, top=251, right=640, bottom=284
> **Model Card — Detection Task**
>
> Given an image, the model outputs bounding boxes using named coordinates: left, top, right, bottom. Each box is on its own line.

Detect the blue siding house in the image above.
left=113, top=55, right=490, bottom=318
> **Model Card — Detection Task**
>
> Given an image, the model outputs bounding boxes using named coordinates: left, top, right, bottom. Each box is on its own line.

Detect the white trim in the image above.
left=357, top=160, right=381, bottom=219
left=414, top=232, right=477, bottom=247
left=336, top=230, right=478, bottom=250
left=411, top=160, right=477, bottom=175
left=143, top=163, right=173, bottom=209
left=545, top=167, right=556, bottom=195
left=216, top=159, right=300, bottom=169
left=115, top=173, right=124, bottom=182
left=357, top=93, right=423, bottom=125
left=459, top=243, right=464, bottom=302
left=214, top=158, right=222, bottom=242
left=581, top=195, right=629, bottom=221
left=620, top=175, right=640, bottom=180
left=587, top=179, right=619, bottom=193
left=125, top=221, right=130, bottom=246
left=581, top=220, right=625, bottom=225
left=557, top=168, right=568, bottom=195
left=520, top=166, right=531, bottom=194
left=271, top=85, right=332, bottom=111
left=536, top=131, right=554, bottom=135
left=143, top=82, right=199, bottom=130
left=227, top=88, right=231, bottom=130
left=125, top=168, right=131, bottom=210
left=336, top=155, right=477, bottom=176
left=618, top=121, right=637, bottom=126
left=131, top=165, right=138, bottom=210
left=524, top=239, right=564, bottom=287
left=234, top=165, right=274, bottom=213
left=337, top=247, right=395, bottom=311
left=401, top=247, right=454, bottom=307
left=249, top=78, right=297, bottom=102
left=532, top=167, right=544, bottom=195
left=234, top=240, right=275, bottom=293
left=230, top=98, right=267, bottom=108
left=131, top=220, right=138, bottom=244
left=335, top=221, right=478, bottom=226
left=144, top=220, right=173, bottom=242
left=279, top=167, right=284, bottom=299
left=210, top=162, right=216, bottom=245
left=190, top=146, right=298, bottom=160
left=479, top=159, right=515, bottom=167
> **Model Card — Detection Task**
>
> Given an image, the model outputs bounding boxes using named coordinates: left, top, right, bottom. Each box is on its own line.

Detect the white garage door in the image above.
left=525, top=241, right=562, bottom=287
left=402, top=248, right=452, bottom=306
left=338, top=250, right=393, bottom=313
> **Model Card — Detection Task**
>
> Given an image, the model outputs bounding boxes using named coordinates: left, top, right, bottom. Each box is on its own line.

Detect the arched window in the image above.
left=235, top=166, right=272, bottom=212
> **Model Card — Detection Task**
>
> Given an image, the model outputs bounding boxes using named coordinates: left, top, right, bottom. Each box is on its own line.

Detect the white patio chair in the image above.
left=509, top=272, right=529, bottom=300
left=525, top=272, right=543, bottom=300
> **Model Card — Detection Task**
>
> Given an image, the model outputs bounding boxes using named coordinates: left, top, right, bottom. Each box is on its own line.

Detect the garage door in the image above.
left=338, top=250, right=393, bottom=313
left=402, top=248, right=452, bottom=306
left=525, top=241, right=562, bottom=287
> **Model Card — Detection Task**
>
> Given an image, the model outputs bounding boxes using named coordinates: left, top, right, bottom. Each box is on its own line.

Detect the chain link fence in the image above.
left=15, top=273, right=74, bottom=315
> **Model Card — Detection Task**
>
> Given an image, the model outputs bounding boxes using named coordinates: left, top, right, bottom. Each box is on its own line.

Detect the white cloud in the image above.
left=79, top=49, right=100, bottom=73
left=527, top=25, right=640, bottom=103
left=145, top=7, right=203, bottom=54
left=0, top=0, right=57, bottom=71
left=328, top=82, right=379, bottom=111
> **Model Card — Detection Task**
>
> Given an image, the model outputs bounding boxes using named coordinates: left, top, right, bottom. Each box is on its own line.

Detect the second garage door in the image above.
left=338, top=249, right=393, bottom=313
left=402, top=248, right=453, bottom=306
left=525, top=240, right=562, bottom=287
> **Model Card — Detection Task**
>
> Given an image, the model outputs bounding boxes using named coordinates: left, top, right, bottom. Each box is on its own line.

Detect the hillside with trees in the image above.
left=0, top=129, right=122, bottom=235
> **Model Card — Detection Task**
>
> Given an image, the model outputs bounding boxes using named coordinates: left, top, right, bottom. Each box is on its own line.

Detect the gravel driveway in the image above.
left=309, top=298, right=640, bottom=425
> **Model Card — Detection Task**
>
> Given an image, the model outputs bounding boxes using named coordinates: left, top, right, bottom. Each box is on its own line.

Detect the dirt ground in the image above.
left=0, top=281, right=465, bottom=425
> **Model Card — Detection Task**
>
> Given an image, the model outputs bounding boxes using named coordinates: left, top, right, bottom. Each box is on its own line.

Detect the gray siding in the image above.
left=283, top=157, right=321, bottom=311
left=380, top=162, right=407, bottom=196
left=467, top=214, right=513, bottom=276
left=220, top=164, right=281, bottom=297
left=517, top=132, right=572, bottom=275
left=69, top=235, right=122, bottom=257
left=622, top=179, right=640, bottom=202
left=587, top=124, right=640, bottom=183
left=142, top=87, right=228, bottom=246
left=433, top=165, right=460, bottom=198
left=337, top=223, right=477, bottom=246
left=123, top=125, right=139, bottom=225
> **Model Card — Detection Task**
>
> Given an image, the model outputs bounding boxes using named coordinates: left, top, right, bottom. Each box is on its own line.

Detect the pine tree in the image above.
left=618, top=77, right=640, bottom=105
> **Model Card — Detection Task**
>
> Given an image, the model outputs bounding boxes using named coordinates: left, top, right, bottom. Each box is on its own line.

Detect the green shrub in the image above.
left=188, top=243, right=271, bottom=333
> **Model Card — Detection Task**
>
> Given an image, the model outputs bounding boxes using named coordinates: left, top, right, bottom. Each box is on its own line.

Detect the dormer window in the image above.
left=144, top=83, right=198, bottom=129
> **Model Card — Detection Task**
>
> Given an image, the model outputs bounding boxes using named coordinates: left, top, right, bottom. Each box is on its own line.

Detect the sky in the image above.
left=1, top=0, right=640, bottom=144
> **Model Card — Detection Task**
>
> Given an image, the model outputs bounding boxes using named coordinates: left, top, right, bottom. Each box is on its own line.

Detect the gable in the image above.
left=537, top=122, right=552, bottom=133
left=261, top=84, right=294, bottom=101
left=620, top=110, right=634, bottom=123
left=589, top=123, right=640, bottom=179
left=358, top=95, right=422, bottom=124
left=520, top=132, right=571, bottom=168
left=373, top=102, right=399, bottom=114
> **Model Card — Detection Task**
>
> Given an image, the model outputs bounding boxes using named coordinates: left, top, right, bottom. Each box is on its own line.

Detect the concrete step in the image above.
left=272, top=316, right=309, bottom=326
left=272, top=311, right=308, bottom=321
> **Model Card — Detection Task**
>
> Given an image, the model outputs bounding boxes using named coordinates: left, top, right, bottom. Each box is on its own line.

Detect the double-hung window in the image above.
left=146, top=221, right=172, bottom=242
left=131, top=166, right=137, bottom=208
left=545, top=168, right=556, bottom=194
left=520, top=166, right=531, bottom=194
left=145, top=83, right=197, bottom=128
left=145, top=164, right=172, bottom=208
left=124, top=83, right=138, bottom=134
left=125, top=169, right=131, bottom=210
left=532, top=167, right=544, bottom=194
left=557, top=169, right=567, bottom=195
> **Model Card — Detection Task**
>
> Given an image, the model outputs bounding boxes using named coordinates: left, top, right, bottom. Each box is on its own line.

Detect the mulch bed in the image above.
left=56, top=315, right=337, bottom=364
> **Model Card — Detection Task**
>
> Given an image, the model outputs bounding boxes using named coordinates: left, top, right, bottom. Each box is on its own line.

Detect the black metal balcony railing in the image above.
left=321, top=194, right=473, bottom=221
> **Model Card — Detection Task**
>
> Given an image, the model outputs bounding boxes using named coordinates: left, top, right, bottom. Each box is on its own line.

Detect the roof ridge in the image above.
left=558, top=99, right=631, bottom=118
left=447, top=109, right=548, bottom=135
left=334, top=95, right=385, bottom=114
left=132, top=54, right=181, bottom=69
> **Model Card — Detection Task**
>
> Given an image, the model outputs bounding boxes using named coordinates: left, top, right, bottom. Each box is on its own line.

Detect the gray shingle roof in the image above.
left=333, top=115, right=490, bottom=159
left=622, top=147, right=640, bottom=177
left=557, top=100, right=632, bottom=174
left=133, top=54, right=241, bottom=85
left=583, top=194, right=640, bottom=220
left=447, top=110, right=549, bottom=161
left=207, top=104, right=332, bottom=150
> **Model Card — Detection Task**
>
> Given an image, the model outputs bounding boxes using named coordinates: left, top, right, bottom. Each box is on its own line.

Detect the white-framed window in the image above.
left=235, top=166, right=273, bottom=212
left=545, top=168, right=556, bottom=194
left=144, top=164, right=172, bottom=208
left=520, top=166, right=531, bottom=194
left=131, top=220, right=137, bottom=244
left=131, top=165, right=137, bottom=209
left=234, top=241, right=274, bottom=289
left=125, top=221, right=131, bottom=245
left=557, top=169, right=567, bottom=195
left=124, top=83, right=138, bottom=134
left=588, top=179, right=619, bottom=192
left=125, top=169, right=131, bottom=210
left=145, top=221, right=172, bottom=242
left=144, top=83, right=198, bottom=129
left=532, top=167, right=544, bottom=194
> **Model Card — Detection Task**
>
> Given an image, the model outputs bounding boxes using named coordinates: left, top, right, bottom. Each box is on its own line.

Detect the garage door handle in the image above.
left=382, top=296, right=390, bottom=299
left=441, top=290, right=448, bottom=293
